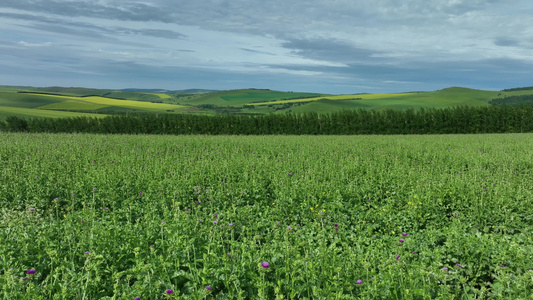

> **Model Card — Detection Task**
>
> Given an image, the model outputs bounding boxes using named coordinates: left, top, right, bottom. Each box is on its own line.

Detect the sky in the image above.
left=1, top=0, right=533, bottom=94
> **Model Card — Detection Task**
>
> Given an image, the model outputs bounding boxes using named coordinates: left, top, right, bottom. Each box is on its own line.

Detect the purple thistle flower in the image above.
left=29, top=208, right=35, bottom=211
left=134, top=297, right=141, bottom=300
left=499, top=264, right=507, bottom=268
left=185, top=208, right=189, bottom=211
left=150, top=244, right=154, bottom=247
left=287, top=226, right=292, bottom=230
left=84, top=251, right=90, bottom=254
left=26, top=269, right=36, bottom=274
left=229, top=223, right=233, bottom=226
left=334, top=224, right=338, bottom=227
left=81, top=220, right=85, bottom=223
left=456, top=263, right=463, bottom=268
left=399, top=239, right=405, bottom=243
left=277, top=222, right=280, bottom=225
left=197, top=201, right=201, bottom=204
left=206, top=285, right=211, bottom=290
left=442, top=267, right=448, bottom=271
left=139, top=191, right=142, bottom=196
left=261, top=261, right=270, bottom=268
left=356, top=279, right=362, bottom=284
left=213, top=221, right=217, bottom=224
left=402, top=232, right=407, bottom=236
left=396, top=255, right=400, bottom=260
left=166, top=289, right=173, bottom=294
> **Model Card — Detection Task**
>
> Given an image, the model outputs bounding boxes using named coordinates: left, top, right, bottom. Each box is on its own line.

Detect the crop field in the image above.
left=156, top=93, right=172, bottom=99
left=31, top=94, right=184, bottom=111
left=4, top=86, right=533, bottom=117
left=0, top=133, right=532, bottom=299
left=178, top=89, right=320, bottom=107
left=0, top=89, right=188, bottom=119
left=0, top=106, right=109, bottom=119
left=248, top=88, right=508, bottom=109
left=248, top=93, right=419, bottom=106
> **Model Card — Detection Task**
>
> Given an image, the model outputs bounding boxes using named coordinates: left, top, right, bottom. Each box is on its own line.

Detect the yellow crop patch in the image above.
left=155, top=93, right=172, bottom=99
left=30, top=93, right=184, bottom=111
left=248, top=93, right=417, bottom=106
left=38, top=100, right=109, bottom=111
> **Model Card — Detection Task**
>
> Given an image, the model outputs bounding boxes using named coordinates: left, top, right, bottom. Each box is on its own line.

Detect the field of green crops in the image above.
left=0, top=106, right=110, bottom=119
left=1, top=133, right=532, bottom=299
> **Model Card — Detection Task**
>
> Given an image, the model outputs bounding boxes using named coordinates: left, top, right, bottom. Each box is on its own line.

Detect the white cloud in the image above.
left=17, top=41, right=52, bottom=47
left=1, top=0, right=533, bottom=93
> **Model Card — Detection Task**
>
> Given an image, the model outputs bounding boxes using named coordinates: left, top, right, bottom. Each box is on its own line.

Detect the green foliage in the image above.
left=501, top=86, right=533, bottom=92
left=489, top=94, right=533, bottom=106
left=4, top=104, right=533, bottom=134
left=0, top=133, right=532, bottom=298
left=4, top=116, right=28, bottom=132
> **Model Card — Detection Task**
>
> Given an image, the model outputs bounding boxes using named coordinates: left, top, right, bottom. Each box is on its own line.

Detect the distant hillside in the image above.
left=2, top=85, right=533, bottom=120
left=176, top=89, right=322, bottom=107
left=121, top=88, right=218, bottom=94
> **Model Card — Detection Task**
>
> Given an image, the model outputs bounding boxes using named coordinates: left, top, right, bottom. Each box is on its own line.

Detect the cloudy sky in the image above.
left=1, top=0, right=533, bottom=94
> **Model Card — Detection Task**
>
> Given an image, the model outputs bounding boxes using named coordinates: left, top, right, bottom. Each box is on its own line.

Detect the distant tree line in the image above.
left=2, top=105, right=533, bottom=135
left=501, top=86, right=533, bottom=92
left=489, top=94, right=533, bottom=106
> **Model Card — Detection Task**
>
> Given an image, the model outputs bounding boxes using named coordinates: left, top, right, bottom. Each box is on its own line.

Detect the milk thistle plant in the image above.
left=0, top=133, right=532, bottom=298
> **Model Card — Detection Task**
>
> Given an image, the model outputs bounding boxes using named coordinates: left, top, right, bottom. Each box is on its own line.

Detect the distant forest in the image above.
left=500, top=86, right=533, bottom=92
left=2, top=105, right=533, bottom=135
left=490, top=94, right=533, bottom=106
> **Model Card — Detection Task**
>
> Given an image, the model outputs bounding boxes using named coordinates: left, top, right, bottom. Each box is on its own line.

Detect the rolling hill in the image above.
left=1, top=85, right=533, bottom=120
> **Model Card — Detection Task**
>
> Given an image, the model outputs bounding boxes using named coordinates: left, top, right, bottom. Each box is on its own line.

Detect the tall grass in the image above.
left=0, top=133, right=532, bottom=299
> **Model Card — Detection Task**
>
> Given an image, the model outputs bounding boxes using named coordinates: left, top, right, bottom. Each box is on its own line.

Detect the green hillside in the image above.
left=0, top=87, right=198, bottom=120
left=176, top=89, right=321, bottom=107
left=0, top=105, right=109, bottom=119
left=2, top=85, right=533, bottom=120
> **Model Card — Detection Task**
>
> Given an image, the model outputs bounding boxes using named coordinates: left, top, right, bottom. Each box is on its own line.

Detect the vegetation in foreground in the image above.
left=0, top=133, right=532, bottom=299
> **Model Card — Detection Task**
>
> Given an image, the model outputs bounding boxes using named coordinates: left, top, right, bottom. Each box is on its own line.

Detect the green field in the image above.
left=0, top=105, right=109, bottom=119
left=178, top=87, right=533, bottom=114
left=1, top=133, right=532, bottom=298
left=0, top=89, right=192, bottom=119
left=33, top=94, right=185, bottom=111
left=176, top=89, right=321, bottom=107
left=2, top=85, right=533, bottom=119
left=250, top=87, right=505, bottom=110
